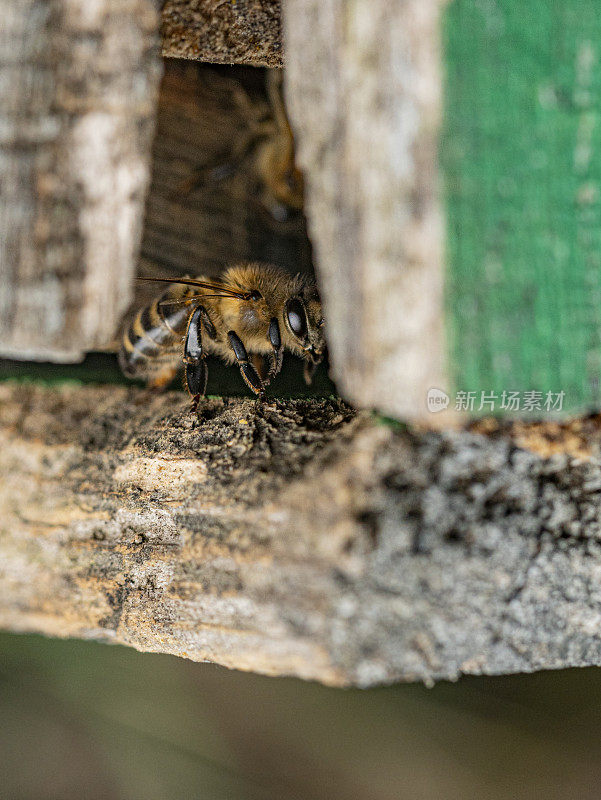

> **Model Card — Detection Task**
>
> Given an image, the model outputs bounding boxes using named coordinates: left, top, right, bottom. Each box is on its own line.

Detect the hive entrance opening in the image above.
left=127, top=59, right=333, bottom=398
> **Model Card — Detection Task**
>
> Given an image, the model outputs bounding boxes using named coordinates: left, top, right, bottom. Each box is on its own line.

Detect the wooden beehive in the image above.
left=3, top=0, right=601, bottom=686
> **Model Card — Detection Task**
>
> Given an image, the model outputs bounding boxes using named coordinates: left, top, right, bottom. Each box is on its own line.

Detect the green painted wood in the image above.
left=443, top=0, right=601, bottom=414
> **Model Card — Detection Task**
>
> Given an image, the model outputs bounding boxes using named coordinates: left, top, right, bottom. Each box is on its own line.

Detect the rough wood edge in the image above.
left=283, top=0, right=448, bottom=421
left=0, top=0, right=162, bottom=362
left=161, top=0, right=282, bottom=67
left=3, top=383, right=601, bottom=686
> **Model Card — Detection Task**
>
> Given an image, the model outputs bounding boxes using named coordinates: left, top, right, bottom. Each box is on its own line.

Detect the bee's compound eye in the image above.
left=286, top=298, right=307, bottom=338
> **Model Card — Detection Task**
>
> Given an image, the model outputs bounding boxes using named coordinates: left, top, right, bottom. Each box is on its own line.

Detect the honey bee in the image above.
left=119, top=263, right=326, bottom=406
left=179, top=70, right=304, bottom=222
left=252, top=70, right=304, bottom=221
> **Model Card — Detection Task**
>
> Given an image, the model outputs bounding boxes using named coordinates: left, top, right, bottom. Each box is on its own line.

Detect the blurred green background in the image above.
left=2, top=631, right=601, bottom=800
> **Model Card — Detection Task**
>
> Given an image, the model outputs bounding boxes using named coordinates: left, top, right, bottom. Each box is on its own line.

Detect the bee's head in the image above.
left=283, top=282, right=326, bottom=372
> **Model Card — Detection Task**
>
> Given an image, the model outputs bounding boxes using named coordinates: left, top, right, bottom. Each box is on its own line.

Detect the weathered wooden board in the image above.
left=162, top=0, right=282, bottom=67
left=444, top=0, right=601, bottom=414
left=283, top=0, right=448, bottom=421
left=4, top=383, right=601, bottom=685
left=0, top=0, right=162, bottom=362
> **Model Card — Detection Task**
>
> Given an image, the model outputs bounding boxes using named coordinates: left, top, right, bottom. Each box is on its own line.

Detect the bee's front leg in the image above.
left=227, top=331, right=265, bottom=396
left=184, top=306, right=208, bottom=411
left=303, top=359, right=318, bottom=386
left=267, top=318, right=283, bottom=381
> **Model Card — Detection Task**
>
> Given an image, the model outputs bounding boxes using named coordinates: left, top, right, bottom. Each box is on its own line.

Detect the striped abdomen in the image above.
left=119, top=282, right=197, bottom=386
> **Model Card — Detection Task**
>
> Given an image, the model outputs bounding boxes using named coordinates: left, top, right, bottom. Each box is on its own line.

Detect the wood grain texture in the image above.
left=4, top=382, right=601, bottom=685
left=0, top=0, right=162, bottom=362
left=161, top=0, right=282, bottom=67
left=283, top=0, right=448, bottom=421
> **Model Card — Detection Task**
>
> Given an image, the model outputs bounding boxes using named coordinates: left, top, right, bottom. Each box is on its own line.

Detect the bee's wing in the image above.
left=138, top=276, right=253, bottom=301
